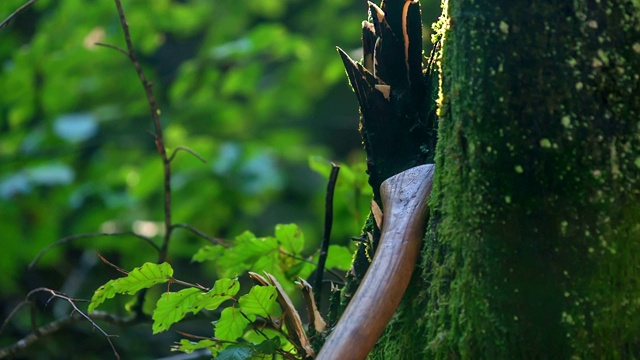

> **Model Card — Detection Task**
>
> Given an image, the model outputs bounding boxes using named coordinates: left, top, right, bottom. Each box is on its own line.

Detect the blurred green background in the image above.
left=0, top=0, right=439, bottom=358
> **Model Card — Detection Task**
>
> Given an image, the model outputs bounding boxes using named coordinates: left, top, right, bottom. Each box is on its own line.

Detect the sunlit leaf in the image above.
left=203, top=231, right=280, bottom=278
left=191, top=244, right=225, bottom=263
left=91, top=263, right=178, bottom=315
left=172, top=339, right=218, bottom=354
left=152, top=287, right=202, bottom=334
left=323, top=245, right=354, bottom=271
left=111, top=262, right=173, bottom=295
left=191, top=278, right=240, bottom=313
left=215, top=307, right=250, bottom=341
left=275, top=223, right=304, bottom=254
left=88, top=279, right=118, bottom=313
left=252, top=252, right=284, bottom=280
left=237, top=285, right=279, bottom=320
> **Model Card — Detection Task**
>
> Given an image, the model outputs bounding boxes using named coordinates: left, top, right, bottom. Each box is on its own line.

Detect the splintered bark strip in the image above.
left=248, top=272, right=315, bottom=358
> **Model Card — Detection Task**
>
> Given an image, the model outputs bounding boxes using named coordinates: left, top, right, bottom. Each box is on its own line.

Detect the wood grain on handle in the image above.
left=316, top=164, right=435, bottom=360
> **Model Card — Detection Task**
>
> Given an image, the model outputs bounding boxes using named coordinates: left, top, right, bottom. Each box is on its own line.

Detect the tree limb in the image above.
left=0, top=0, right=36, bottom=30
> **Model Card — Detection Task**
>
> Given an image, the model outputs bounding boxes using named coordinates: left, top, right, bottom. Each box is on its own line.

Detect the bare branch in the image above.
left=0, top=300, right=30, bottom=335
left=314, top=163, right=340, bottom=306
left=94, top=42, right=129, bottom=57
left=0, top=0, right=37, bottom=30
left=29, top=232, right=159, bottom=270
left=0, top=288, right=132, bottom=359
left=169, top=277, right=209, bottom=292
left=171, top=223, right=229, bottom=247
left=96, top=253, right=129, bottom=275
left=168, top=146, right=207, bottom=163
left=111, top=0, right=174, bottom=264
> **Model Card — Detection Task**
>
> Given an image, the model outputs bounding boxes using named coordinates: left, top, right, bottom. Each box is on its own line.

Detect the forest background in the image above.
left=0, top=0, right=440, bottom=358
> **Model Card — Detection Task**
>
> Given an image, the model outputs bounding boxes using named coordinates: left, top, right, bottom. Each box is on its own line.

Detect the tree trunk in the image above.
left=373, top=1, right=640, bottom=358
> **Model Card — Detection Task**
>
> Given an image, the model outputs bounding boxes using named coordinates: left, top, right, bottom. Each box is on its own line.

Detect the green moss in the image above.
left=374, top=0, right=640, bottom=359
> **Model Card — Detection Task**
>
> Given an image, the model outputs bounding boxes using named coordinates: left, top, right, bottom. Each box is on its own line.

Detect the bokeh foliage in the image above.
left=0, top=0, right=438, bottom=358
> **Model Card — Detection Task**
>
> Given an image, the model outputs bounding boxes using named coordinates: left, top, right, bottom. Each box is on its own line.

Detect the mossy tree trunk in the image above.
left=373, top=1, right=640, bottom=358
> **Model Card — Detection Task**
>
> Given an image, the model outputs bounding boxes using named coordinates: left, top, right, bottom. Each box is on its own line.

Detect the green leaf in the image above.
left=215, top=306, right=251, bottom=341
left=244, top=328, right=294, bottom=355
left=252, top=252, right=285, bottom=281
left=254, top=337, right=281, bottom=355
left=237, top=285, right=280, bottom=320
left=88, top=279, right=118, bottom=313
left=284, top=260, right=315, bottom=281
left=192, top=244, right=225, bottom=263
left=215, top=344, right=253, bottom=360
left=172, top=338, right=218, bottom=354
left=324, top=245, right=354, bottom=271
left=191, top=278, right=240, bottom=313
left=88, top=263, right=175, bottom=313
left=275, top=223, right=304, bottom=254
left=152, top=287, right=202, bottom=334
left=210, top=232, right=279, bottom=278
left=111, top=262, right=174, bottom=295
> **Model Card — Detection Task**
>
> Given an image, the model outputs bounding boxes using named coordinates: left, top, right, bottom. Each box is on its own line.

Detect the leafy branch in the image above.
left=87, top=262, right=303, bottom=358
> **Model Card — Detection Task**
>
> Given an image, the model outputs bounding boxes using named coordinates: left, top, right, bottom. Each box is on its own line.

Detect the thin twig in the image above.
left=170, top=278, right=209, bottom=292
left=171, top=223, right=229, bottom=247
left=112, top=0, right=173, bottom=263
left=0, top=288, right=127, bottom=359
left=174, top=331, right=234, bottom=344
left=0, top=310, right=135, bottom=359
left=314, top=163, right=340, bottom=306
left=110, top=0, right=174, bottom=318
left=96, top=253, right=129, bottom=275
left=168, top=146, right=207, bottom=163
left=0, top=316, right=79, bottom=359
left=29, top=232, right=159, bottom=270
left=0, top=300, right=31, bottom=335
left=0, top=0, right=36, bottom=30
left=94, top=42, right=129, bottom=57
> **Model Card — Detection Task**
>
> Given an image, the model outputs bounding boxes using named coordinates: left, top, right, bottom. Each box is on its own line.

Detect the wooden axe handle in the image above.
left=316, top=164, right=435, bottom=360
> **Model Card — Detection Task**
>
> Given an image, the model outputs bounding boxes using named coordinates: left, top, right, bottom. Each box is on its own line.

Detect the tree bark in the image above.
left=373, top=1, right=640, bottom=358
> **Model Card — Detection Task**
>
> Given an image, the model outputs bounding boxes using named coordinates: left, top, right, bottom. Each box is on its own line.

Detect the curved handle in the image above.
left=316, top=164, right=435, bottom=360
